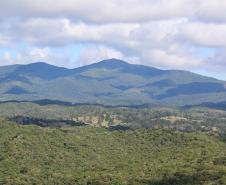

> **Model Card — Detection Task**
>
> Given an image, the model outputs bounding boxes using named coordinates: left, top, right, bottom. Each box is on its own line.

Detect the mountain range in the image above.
left=0, top=58, right=226, bottom=106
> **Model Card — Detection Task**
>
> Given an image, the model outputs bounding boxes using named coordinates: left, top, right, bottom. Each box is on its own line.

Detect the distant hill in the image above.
left=0, top=58, right=225, bottom=106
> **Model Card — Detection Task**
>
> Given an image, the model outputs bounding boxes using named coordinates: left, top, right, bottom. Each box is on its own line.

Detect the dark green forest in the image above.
left=1, top=118, right=226, bottom=185
left=0, top=102, right=226, bottom=133
left=1, top=101, right=226, bottom=184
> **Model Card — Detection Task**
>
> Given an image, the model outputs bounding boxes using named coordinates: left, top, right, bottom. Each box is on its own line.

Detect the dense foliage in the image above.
left=0, top=102, right=226, bottom=133
left=1, top=119, right=226, bottom=184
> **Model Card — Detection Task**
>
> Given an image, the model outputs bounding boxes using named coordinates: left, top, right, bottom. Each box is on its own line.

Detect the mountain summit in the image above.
left=0, top=59, right=225, bottom=106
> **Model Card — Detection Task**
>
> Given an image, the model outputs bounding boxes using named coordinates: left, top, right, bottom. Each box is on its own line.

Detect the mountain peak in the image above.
left=90, top=58, right=129, bottom=68
left=0, top=58, right=225, bottom=106
left=28, top=61, right=49, bottom=65
left=23, top=61, right=62, bottom=68
left=99, top=58, right=129, bottom=64
left=15, top=61, right=73, bottom=80
left=74, top=58, right=165, bottom=78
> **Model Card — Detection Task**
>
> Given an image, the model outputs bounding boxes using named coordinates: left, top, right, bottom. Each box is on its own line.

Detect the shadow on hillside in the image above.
left=8, top=116, right=133, bottom=131
left=0, top=99, right=153, bottom=109
left=9, top=116, right=86, bottom=128
left=108, top=125, right=131, bottom=131
left=183, top=101, right=226, bottom=111
left=139, top=172, right=225, bottom=185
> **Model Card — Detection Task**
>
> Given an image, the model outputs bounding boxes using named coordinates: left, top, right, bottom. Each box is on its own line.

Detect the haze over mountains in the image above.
left=0, top=58, right=226, bottom=106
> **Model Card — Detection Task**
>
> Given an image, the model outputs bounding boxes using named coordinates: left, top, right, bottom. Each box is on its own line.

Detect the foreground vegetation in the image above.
left=1, top=119, right=226, bottom=184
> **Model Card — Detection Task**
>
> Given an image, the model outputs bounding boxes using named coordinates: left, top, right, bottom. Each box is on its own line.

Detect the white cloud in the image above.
left=0, top=0, right=226, bottom=23
left=0, top=18, right=139, bottom=47
left=78, top=45, right=124, bottom=66
left=0, top=47, right=70, bottom=67
left=0, top=48, right=49, bottom=65
left=205, top=49, right=226, bottom=70
left=197, top=1, right=226, bottom=22
left=2, top=52, right=12, bottom=63
left=178, top=22, right=226, bottom=47
left=0, top=0, right=196, bottom=23
left=0, top=0, right=226, bottom=78
left=141, top=49, right=203, bottom=69
left=0, top=17, right=222, bottom=70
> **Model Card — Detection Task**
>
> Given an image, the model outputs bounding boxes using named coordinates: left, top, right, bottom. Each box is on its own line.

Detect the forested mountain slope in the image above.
left=0, top=59, right=225, bottom=106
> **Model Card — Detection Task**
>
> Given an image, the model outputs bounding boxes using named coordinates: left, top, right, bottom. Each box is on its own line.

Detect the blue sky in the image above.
left=0, top=0, right=226, bottom=80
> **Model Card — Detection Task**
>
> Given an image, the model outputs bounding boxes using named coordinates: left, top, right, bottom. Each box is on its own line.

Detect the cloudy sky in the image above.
left=0, top=0, right=226, bottom=80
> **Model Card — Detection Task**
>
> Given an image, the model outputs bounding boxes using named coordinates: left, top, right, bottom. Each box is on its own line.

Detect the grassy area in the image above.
left=1, top=118, right=226, bottom=184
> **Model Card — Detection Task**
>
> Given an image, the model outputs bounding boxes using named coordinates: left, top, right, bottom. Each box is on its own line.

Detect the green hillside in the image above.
left=0, top=59, right=226, bottom=106
left=1, top=119, right=226, bottom=185
left=0, top=102, right=226, bottom=133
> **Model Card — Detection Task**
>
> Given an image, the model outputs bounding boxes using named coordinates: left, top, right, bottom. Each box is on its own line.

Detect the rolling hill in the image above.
left=0, top=59, right=225, bottom=106
left=1, top=119, right=226, bottom=184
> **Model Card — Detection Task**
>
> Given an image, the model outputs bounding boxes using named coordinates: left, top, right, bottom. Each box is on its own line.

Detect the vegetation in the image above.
left=0, top=102, right=226, bottom=134
left=1, top=100, right=226, bottom=184
left=0, top=59, right=226, bottom=106
left=1, top=60, right=226, bottom=184
left=1, top=118, right=226, bottom=184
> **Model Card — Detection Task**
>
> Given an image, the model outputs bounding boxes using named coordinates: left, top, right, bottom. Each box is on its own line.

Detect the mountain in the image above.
left=0, top=58, right=225, bottom=106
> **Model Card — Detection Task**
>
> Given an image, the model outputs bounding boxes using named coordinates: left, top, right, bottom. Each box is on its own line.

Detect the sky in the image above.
left=0, top=0, right=226, bottom=80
